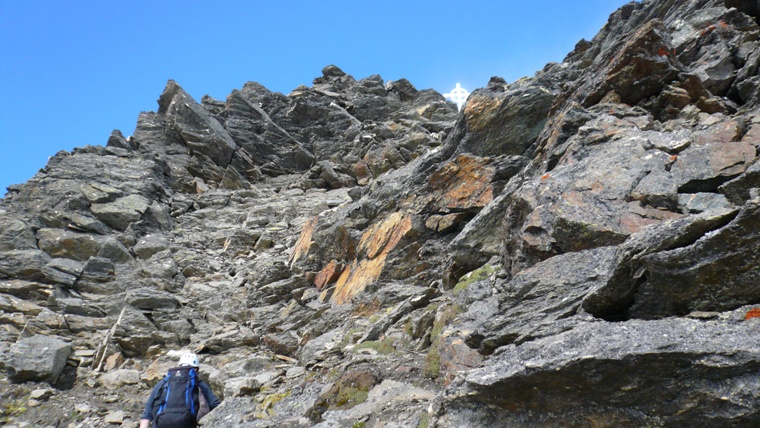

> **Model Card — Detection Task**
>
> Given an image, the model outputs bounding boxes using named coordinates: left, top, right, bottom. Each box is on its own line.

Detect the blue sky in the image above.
left=0, top=1, right=633, bottom=194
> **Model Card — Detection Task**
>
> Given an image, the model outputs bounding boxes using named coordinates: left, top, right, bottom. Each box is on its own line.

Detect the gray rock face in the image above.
left=1, top=0, right=760, bottom=426
left=627, top=199, right=760, bottom=318
left=90, top=194, right=151, bottom=231
left=159, top=80, right=239, bottom=168
left=7, top=335, right=71, bottom=383
left=468, top=247, right=617, bottom=354
left=438, top=316, right=760, bottom=427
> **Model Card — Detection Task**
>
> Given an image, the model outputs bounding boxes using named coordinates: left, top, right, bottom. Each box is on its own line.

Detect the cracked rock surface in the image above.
left=2, top=1, right=760, bottom=426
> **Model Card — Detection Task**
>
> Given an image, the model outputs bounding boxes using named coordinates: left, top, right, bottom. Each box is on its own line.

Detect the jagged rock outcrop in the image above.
left=1, top=0, right=760, bottom=427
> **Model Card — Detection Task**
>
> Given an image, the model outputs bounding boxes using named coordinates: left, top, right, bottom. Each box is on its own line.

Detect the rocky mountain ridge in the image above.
left=2, top=0, right=760, bottom=426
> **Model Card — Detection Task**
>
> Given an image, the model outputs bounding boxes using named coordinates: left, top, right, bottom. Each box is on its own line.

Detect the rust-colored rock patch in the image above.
left=428, top=155, right=495, bottom=211
left=331, top=212, right=413, bottom=304
left=289, top=216, right=318, bottom=267
left=314, top=260, right=345, bottom=290
left=463, top=94, right=504, bottom=134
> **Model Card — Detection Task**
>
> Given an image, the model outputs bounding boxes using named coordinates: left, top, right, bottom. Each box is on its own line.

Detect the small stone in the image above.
left=74, top=349, right=96, bottom=358
left=30, top=388, right=53, bottom=400
left=254, top=236, right=274, bottom=251
left=104, top=352, right=124, bottom=371
left=75, top=403, right=91, bottom=414
left=223, top=377, right=261, bottom=397
left=104, top=410, right=125, bottom=424
left=286, top=366, right=305, bottom=379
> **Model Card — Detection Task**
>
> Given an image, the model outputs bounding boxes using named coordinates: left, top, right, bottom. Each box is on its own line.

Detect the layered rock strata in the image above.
left=1, top=0, right=760, bottom=426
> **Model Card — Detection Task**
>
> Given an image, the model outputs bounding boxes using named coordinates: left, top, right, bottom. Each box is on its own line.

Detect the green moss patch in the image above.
left=424, top=303, right=463, bottom=379
left=452, top=264, right=495, bottom=295
left=0, top=391, right=29, bottom=425
left=354, top=338, right=396, bottom=355
left=309, top=370, right=379, bottom=422
left=254, top=389, right=293, bottom=419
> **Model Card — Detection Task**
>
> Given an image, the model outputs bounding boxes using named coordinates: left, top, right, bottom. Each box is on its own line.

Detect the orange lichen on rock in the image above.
left=463, top=95, right=504, bottom=133
left=314, top=260, right=344, bottom=290
left=332, top=258, right=384, bottom=305
left=745, top=308, right=760, bottom=320
left=331, top=212, right=413, bottom=304
left=428, top=154, right=495, bottom=211
left=289, top=216, right=318, bottom=267
left=357, top=211, right=413, bottom=260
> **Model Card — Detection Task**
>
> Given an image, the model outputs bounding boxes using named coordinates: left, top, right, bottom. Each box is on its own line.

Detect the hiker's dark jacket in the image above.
left=141, top=377, right=221, bottom=421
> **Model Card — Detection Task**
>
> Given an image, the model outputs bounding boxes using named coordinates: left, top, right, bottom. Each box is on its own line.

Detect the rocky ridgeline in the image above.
left=2, top=0, right=760, bottom=426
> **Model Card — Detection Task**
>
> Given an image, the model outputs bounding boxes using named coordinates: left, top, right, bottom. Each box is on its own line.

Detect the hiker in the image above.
left=139, top=352, right=221, bottom=428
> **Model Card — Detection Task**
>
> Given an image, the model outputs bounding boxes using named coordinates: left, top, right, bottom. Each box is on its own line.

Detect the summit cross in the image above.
left=443, top=83, right=470, bottom=111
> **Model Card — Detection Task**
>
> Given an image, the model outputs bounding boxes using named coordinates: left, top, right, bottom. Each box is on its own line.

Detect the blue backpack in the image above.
left=152, top=366, right=200, bottom=428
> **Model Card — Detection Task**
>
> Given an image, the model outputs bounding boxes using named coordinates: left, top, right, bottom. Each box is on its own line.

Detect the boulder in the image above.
left=470, top=247, right=617, bottom=354
left=223, top=377, right=261, bottom=398
left=626, top=199, right=760, bottom=319
left=90, top=194, right=151, bottom=231
left=97, top=237, right=133, bottom=264
left=0, top=249, right=51, bottom=282
left=113, top=306, right=158, bottom=357
left=583, top=205, right=748, bottom=320
left=99, top=369, right=141, bottom=390
left=36, top=228, right=105, bottom=262
left=438, top=317, right=760, bottom=426
left=159, top=80, right=238, bottom=168
left=42, top=258, right=84, bottom=286
left=0, top=216, right=36, bottom=251
left=7, top=335, right=71, bottom=383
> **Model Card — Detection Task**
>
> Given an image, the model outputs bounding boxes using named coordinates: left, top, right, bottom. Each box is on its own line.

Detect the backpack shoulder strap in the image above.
left=185, top=367, right=198, bottom=415
left=152, top=376, right=170, bottom=418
